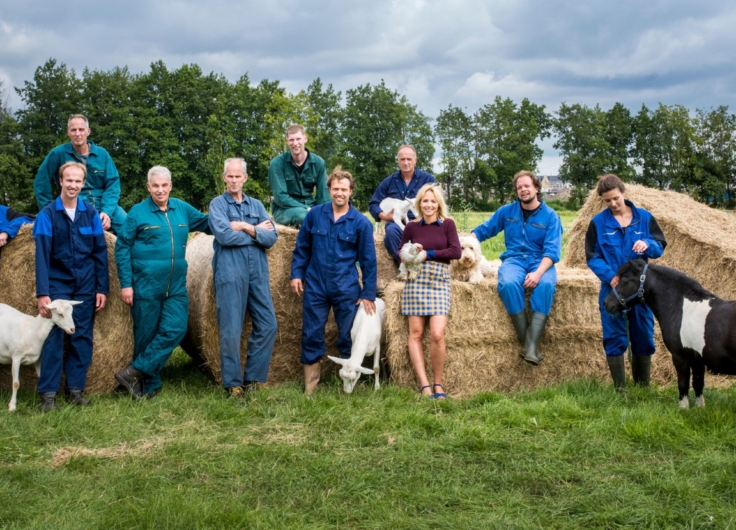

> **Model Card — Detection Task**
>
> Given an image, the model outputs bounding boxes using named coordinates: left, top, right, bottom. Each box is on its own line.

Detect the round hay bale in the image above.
left=0, top=225, right=134, bottom=394
left=184, top=226, right=341, bottom=385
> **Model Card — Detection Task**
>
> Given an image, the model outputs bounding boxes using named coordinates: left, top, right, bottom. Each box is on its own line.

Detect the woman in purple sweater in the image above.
left=398, top=184, right=461, bottom=399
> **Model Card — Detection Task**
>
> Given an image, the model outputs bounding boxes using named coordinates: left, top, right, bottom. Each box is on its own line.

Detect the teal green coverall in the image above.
left=115, top=197, right=209, bottom=394
left=268, top=150, right=330, bottom=226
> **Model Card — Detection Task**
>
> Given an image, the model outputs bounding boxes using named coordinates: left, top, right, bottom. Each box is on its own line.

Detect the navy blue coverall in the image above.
left=33, top=197, right=109, bottom=393
left=585, top=199, right=667, bottom=357
left=291, top=202, right=377, bottom=365
left=368, top=169, right=436, bottom=263
left=209, top=192, right=278, bottom=388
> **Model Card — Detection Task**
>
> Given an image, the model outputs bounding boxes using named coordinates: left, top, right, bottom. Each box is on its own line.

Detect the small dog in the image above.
left=451, top=235, right=498, bottom=284
left=398, top=241, right=426, bottom=281
left=379, top=198, right=417, bottom=231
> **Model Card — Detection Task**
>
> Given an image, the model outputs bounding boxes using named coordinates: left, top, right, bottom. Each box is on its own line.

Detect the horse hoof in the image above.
left=679, top=397, right=690, bottom=409
left=695, top=396, right=705, bottom=408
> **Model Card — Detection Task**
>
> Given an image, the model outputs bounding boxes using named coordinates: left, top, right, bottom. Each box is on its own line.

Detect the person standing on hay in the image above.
left=585, top=174, right=667, bottom=390
left=398, top=184, right=461, bottom=399
left=34, top=161, right=109, bottom=412
left=369, top=145, right=436, bottom=265
left=268, top=124, right=330, bottom=227
left=290, top=166, right=377, bottom=395
left=0, top=205, right=35, bottom=255
left=471, top=170, right=562, bottom=366
left=209, top=158, right=278, bottom=402
left=113, top=166, right=210, bottom=400
left=34, top=114, right=127, bottom=235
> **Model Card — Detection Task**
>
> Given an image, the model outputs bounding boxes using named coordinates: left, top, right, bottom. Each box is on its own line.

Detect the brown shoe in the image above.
left=303, top=363, right=321, bottom=396
left=227, top=386, right=245, bottom=405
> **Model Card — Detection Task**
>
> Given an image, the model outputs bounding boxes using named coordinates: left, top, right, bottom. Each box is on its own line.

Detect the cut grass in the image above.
left=2, top=349, right=736, bottom=529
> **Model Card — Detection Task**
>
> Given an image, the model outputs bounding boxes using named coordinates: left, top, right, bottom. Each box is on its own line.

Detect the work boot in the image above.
left=631, top=355, right=652, bottom=387
left=114, top=365, right=145, bottom=400
left=522, top=312, right=548, bottom=365
left=607, top=355, right=626, bottom=391
left=38, top=392, right=57, bottom=413
left=227, top=386, right=245, bottom=405
left=67, top=389, right=91, bottom=406
left=303, top=363, right=321, bottom=396
left=242, top=381, right=259, bottom=394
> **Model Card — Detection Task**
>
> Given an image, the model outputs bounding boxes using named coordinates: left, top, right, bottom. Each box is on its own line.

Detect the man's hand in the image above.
left=121, top=287, right=134, bottom=306
left=37, top=295, right=52, bottom=319
left=256, top=219, right=274, bottom=231
left=0, top=232, right=8, bottom=247
left=610, top=275, right=620, bottom=288
left=96, top=293, right=107, bottom=312
left=231, top=220, right=256, bottom=237
left=632, top=240, right=648, bottom=254
left=291, top=279, right=304, bottom=296
left=523, top=270, right=543, bottom=289
left=379, top=209, right=394, bottom=223
left=100, top=213, right=112, bottom=231
left=358, top=299, right=376, bottom=315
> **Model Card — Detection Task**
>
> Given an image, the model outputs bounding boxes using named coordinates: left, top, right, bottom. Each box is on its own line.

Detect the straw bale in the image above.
left=564, top=184, right=736, bottom=300
left=0, top=225, right=133, bottom=394
left=184, top=226, right=341, bottom=385
left=373, top=232, right=400, bottom=295
left=382, top=267, right=731, bottom=397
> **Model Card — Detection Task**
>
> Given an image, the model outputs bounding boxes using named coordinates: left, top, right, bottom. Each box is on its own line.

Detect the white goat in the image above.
left=0, top=300, right=79, bottom=411
left=328, top=298, right=386, bottom=393
left=379, top=198, right=417, bottom=231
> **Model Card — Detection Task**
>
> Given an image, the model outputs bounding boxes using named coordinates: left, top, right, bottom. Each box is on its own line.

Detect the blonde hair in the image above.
left=413, top=184, right=449, bottom=221
left=58, top=161, right=87, bottom=181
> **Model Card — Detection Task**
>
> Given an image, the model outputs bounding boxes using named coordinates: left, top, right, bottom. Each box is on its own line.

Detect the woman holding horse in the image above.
left=585, top=174, right=667, bottom=389
left=399, top=184, right=461, bottom=399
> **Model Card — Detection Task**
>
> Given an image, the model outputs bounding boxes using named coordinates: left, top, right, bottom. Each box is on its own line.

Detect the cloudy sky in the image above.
left=2, top=0, right=735, bottom=174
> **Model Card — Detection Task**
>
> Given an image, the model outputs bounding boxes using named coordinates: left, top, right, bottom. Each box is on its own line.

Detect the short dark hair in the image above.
left=512, top=170, right=541, bottom=194
left=327, top=165, right=355, bottom=191
left=596, top=174, right=625, bottom=196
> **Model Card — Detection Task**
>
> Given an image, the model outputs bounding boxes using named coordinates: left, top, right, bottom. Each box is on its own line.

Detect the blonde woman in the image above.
left=398, top=184, right=461, bottom=399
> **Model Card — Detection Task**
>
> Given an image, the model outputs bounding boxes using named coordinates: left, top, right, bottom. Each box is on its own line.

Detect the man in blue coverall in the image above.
left=34, top=162, right=109, bottom=412
left=368, top=145, right=436, bottom=264
left=0, top=205, right=35, bottom=254
left=472, top=170, right=563, bottom=366
left=291, top=166, right=377, bottom=395
left=209, top=158, right=278, bottom=402
left=114, top=166, right=210, bottom=399
left=34, top=114, right=127, bottom=234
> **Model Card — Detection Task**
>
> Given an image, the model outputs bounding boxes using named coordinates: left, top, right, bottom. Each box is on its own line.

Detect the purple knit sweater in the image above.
left=398, top=218, right=461, bottom=264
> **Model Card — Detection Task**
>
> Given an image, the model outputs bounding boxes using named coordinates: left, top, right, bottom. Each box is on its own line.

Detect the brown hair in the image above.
left=58, top=161, right=87, bottom=181
left=596, top=174, right=626, bottom=196
left=327, top=165, right=355, bottom=191
left=286, top=124, right=307, bottom=137
left=512, top=170, right=541, bottom=194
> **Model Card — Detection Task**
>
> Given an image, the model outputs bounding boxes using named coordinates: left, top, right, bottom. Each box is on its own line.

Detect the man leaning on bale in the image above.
left=114, top=166, right=210, bottom=400
left=209, top=158, right=278, bottom=403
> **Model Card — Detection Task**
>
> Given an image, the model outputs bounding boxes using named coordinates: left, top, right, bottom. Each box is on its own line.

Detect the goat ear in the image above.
left=68, top=301, right=83, bottom=306
left=327, top=356, right=346, bottom=366
left=357, top=366, right=374, bottom=375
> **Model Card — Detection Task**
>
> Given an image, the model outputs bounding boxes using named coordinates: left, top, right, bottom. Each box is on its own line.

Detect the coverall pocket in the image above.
left=337, top=231, right=356, bottom=256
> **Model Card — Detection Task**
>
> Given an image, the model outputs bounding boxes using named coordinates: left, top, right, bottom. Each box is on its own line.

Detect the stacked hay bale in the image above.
left=384, top=268, right=677, bottom=397
left=0, top=226, right=134, bottom=394
left=374, top=232, right=399, bottom=294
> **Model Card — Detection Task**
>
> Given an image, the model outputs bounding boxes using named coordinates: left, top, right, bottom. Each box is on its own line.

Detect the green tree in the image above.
left=305, top=78, right=343, bottom=166
left=604, top=103, right=635, bottom=181
left=0, top=78, right=33, bottom=209
left=434, top=104, right=473, bottom=206
left=696, top=106, right=736, bottom=205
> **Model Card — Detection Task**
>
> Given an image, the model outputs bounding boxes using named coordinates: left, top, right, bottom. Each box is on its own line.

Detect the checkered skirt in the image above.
left=401, top=261, right=451, bottom=316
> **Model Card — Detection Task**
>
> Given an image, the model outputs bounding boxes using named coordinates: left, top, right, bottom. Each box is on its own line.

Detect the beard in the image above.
left=520, top=195, right=536, bottom=205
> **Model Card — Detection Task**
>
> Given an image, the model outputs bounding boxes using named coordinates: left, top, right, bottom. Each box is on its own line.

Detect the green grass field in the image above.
left=2, top=350, right=736, bottom=529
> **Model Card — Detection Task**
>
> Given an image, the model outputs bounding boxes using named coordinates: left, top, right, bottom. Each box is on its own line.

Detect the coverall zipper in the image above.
left=164, top=210, right=174, bottom=297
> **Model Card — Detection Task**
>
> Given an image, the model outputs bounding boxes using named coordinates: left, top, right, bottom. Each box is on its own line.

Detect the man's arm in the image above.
left=34, top=151, right=59, bottom=211
left=89, top=208, right=110, bottom=297
left=368, top=177, right=391, bottom=222
left=268, top=157, right=309, bottom=210
left=32, top=210, right=53, bottom=303
left=471, top=209, right=504, bottom=243
left=314, top=160, right=330, bottom=205
left=251, top=201, right=278, bottom=249
left=357, top=218, right=377, bottom=301
left=99, top=151, right=122, bottom=218
left=114, top=211, right=137, bottom=295
left=185, top=203, right=211, bottom=234
left=290, top=211, right=313, bottom=285
left=208, top=198, right=252, bottom=247
left=541, top=210, right=563, bottom=264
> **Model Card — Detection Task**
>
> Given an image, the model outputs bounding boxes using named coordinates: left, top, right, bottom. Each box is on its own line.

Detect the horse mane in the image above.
left=649, top=263, right=718, bottom=301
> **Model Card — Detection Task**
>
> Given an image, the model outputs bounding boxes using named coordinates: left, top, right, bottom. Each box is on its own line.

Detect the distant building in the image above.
left=540, top=175, right=570, bottom=197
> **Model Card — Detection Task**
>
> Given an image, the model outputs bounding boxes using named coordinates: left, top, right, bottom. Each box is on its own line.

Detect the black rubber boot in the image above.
left=631, top=355, right=652, bottom=387
left=114, top=365, right=145, bottom=400
left=607, top=355, right=626, bottom=391
left=38, top=392, right=57, bottom=413
left=522, top=312, right=548, bottom=365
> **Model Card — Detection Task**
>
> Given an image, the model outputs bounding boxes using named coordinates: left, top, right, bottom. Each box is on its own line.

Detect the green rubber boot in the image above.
left=509, top=311, right=528, bottom=360
left=631, top=355, right=652, bottom=387
left=607, top=355, right=626, bottom=391
left=522, top=312, right=548, bottom=365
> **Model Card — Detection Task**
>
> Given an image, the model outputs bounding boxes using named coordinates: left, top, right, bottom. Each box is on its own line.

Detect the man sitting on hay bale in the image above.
left=209, top=158, right=278, bottom=403
left=114, top=166, right=210, bottom=400
left=471, top=170, right=563, bottom=366
left=0, top=205, right=35, bottom=254
left=34, top=161, right=109, bottom=412
left=290, top=166, right=377, bottom=395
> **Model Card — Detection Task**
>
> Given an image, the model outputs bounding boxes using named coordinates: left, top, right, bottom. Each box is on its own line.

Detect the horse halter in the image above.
left=612, top=262, right=648, bottom=314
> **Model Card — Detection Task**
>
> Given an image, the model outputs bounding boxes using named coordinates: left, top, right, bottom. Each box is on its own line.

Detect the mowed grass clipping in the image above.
left=2, top=349, right=736, bottom=529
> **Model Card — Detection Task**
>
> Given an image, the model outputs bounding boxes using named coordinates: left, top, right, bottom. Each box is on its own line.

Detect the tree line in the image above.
left=1, top=59, right=735, bottom=213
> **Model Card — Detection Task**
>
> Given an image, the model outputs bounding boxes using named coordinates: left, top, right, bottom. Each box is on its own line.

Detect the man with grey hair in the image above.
left=268, top=124, right=330, bottom=227
left=208, top=158, right=278, bottom=401
left=35, top=114, right=127, bottom=234
left=113, top=165, right=210, bottom=399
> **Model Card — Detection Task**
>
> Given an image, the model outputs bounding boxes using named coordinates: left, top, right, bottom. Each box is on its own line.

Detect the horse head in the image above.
left=603, top=259, right=648, bottom=315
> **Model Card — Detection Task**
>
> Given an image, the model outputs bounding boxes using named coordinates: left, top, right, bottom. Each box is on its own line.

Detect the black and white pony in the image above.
left=604, top=259, right=736, bottom=409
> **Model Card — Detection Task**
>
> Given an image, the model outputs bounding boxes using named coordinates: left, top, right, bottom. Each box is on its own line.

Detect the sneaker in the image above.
left=38, top=392, right=57, bottom=413
left=114, top=365, right=145, bottom=400
left=68, top=389, right=91, bottom=406
left=227, top=386, right=246, bottom=404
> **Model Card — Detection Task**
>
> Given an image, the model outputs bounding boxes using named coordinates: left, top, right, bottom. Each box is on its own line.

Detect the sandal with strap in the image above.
left=433, top=383, right=447, bottom=400
left=418, top=384, right=433, bottom=398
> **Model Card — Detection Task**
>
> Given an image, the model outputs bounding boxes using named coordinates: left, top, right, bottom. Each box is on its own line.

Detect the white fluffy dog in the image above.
left=379, top=198, right=417, bottom=231
left=451, top=235, right=498, bottom=284
left=398, top=241, right=426, bottom=281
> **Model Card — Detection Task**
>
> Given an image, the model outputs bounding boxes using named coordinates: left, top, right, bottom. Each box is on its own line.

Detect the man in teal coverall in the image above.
left=34, top=114, right=127, bottom=234
left=268, top=124, right=330, bottom=227
left=114, top=166, right=210, bottom=399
